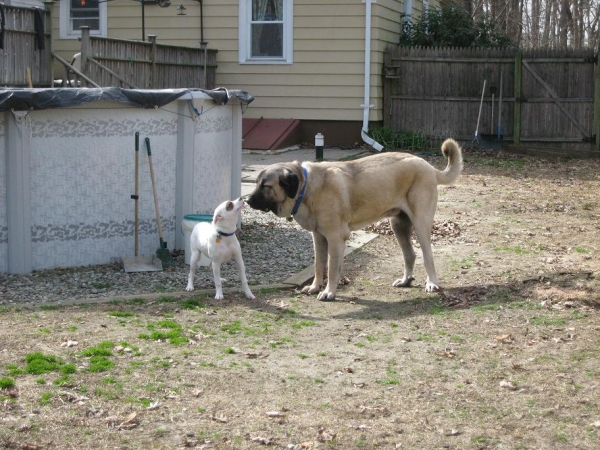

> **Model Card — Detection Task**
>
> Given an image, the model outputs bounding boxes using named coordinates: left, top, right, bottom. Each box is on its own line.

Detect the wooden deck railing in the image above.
left=55, top=27, right=217, bottom=90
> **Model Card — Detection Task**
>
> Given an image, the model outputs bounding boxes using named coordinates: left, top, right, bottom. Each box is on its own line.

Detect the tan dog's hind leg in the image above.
left=302, top=231, right=328, bottom=295
left=410, top=190, right=441, bottom=292
left=390, top=212, right=416, bottom=288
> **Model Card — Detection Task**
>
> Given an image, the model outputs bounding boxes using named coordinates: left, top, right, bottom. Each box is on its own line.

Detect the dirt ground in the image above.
left=1, top=149, right=600, bottom=450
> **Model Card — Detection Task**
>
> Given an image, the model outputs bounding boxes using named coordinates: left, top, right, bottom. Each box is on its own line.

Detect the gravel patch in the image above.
left=0, top=209, right=314, bottom=306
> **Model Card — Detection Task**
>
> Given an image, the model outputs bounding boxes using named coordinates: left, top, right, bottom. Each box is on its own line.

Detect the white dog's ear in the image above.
left=214, top=214, right=221, bottom=224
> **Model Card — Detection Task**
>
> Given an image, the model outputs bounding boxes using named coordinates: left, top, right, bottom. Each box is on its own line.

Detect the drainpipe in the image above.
left=361, top=0, right=384, bottom=151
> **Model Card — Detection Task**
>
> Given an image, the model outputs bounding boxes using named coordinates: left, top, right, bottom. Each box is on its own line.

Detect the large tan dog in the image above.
left=247, top=139, right=463, bottom=301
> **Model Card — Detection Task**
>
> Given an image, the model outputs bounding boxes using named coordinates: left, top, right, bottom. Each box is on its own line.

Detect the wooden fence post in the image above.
left=149, top=35, right=157, bottom=89
left=80, top=26, right=90, bottom=76
left=513, top=51, right=522, bottom=146
left=594, top=49, right=600, bottom=151
left=44, top=1, right=54, bottom=86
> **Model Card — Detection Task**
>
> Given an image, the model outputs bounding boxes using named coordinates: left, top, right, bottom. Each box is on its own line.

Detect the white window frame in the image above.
left=59, top=0, right=108, bottom=39
left=239, top=0, right=293, bottom=65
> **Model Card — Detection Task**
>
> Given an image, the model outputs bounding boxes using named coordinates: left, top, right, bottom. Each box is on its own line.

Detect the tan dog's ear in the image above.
left=279, top=168, right=300, bottom=199
left=225, top=201, right=234, bottom=211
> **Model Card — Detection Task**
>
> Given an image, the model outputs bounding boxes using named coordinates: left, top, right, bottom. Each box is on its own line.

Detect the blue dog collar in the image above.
left=289, top=166, right=308, bottom=219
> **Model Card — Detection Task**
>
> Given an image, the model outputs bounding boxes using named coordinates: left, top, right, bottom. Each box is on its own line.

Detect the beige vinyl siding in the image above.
left=219, top=0, right=369, bottom=122
left=51, top=0, right=441, bottom=123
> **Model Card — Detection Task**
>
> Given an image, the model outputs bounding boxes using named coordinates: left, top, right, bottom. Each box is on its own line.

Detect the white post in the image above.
left=6, top=111, right=33, bottom=274
left=230, top=101, right=243, bottom=201
left=174, top=100, right=196, bottom=250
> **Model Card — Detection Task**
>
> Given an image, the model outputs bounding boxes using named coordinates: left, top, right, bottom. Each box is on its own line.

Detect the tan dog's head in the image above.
left=213, top=198, right=245, bottom=231
left=246, top=162, right=302, bottom=217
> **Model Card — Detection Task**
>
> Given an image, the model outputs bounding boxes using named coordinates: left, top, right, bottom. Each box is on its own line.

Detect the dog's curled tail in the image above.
left=436, top=138, right=463, bottom=185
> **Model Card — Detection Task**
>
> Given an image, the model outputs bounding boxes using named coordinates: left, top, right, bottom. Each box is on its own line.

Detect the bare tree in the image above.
left=466, top=0, right=600, bottom=49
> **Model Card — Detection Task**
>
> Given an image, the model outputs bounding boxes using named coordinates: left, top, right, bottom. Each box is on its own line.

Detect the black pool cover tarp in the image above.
left=0, top=87, right=253, bottom=112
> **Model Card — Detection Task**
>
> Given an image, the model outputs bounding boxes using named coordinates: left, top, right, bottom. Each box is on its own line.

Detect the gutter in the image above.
left=361, top=0, right=385, bottom=151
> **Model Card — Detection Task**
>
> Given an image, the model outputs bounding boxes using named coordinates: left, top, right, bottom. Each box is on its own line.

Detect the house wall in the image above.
left=50, top=0, right=441, bottom=145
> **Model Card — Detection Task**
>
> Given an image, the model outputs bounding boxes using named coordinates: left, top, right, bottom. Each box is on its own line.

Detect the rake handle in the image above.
left=134, top=132, right=140, bottom=256
left=145, top=138, right=164, bottom=241
left=475, top=79, right=486, bottom=137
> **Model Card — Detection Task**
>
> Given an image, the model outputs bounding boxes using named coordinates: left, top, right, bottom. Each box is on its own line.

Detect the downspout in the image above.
left=361, top=0, right=384, bottom=151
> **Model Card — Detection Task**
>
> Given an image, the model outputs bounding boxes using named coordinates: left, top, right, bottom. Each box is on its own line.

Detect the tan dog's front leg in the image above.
left=317, top=236, right=346, bottom=301
left=302, top=231, right=327, bottom=295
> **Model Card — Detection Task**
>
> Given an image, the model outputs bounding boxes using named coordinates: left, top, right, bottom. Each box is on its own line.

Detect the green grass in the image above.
left=39, top=305, right=61, bottom=311
left=81, top=341, right=114, bottom=357
left=0, top=377, right=15, bottom=389
left=220, top=321, right=243, bottom=334
left=494, top=245, right=528, bottom=254
left=139, top=320, right=187, bottom=345
left=39, top=391, right=53, bottom=405
left=24, top=352, right=72, bottom=375
left=530, top=316, right=567, bottom=326
left=107, top=311, right=135, bottom=318
left=291, top=320, right=316, bottom=330
left=471, top=158, right=525, bottom=170
left=257, top=287, right=281, bottom=295
left=180, top=298, right=207, bottom=309
left=88, top=356, right=115, bottom=372
left=379, top=368, right=401, bottom=385
left=53, top=374, right=73, bottom=386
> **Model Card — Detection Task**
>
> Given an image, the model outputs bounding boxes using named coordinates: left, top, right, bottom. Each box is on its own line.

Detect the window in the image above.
left=239, top=0, right=293, bottom=64
left=60, top=0, right=107, bottom=39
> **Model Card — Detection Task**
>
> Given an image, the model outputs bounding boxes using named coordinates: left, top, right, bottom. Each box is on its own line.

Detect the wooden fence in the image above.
left=383, top=46, right=600, bottom=155
left=0, top=4, right=52, bottom=87
left=0, top=8, right=216, bottom=90
left=63, top=27, right=217, bottom=90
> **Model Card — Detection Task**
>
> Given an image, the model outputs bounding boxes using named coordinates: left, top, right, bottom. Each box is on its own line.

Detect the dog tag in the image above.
left=216, top=236, right=221, bottom=243
left=286, top=216, right=293, bottom=222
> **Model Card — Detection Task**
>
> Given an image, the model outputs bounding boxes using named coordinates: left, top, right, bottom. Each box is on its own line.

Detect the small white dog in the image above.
left=186, top=198, right=255, bottom=300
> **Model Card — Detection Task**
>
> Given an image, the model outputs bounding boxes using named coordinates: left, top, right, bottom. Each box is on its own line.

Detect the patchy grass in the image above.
left=1, top=152, right=600, bottom=449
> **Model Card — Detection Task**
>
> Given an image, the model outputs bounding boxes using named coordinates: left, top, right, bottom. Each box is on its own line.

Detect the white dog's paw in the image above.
left=214, top=291, right=224, bottom=300
left=245, top=291, right=256, bottom=300
left=392, top=276, right=415, bottom=288
left=186, top=284, right=194, bottom=292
